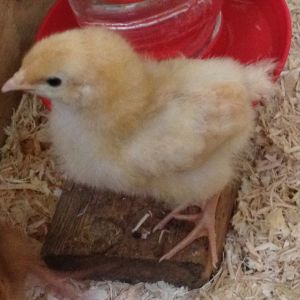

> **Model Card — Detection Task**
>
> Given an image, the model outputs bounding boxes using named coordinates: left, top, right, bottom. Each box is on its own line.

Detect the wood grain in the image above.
left=0, top=0, right=54, bottom=146
left=43, top=184, right=235, bottom=288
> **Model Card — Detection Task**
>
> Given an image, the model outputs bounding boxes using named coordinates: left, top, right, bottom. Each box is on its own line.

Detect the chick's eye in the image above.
left=46, top=77, right=62, bottom=87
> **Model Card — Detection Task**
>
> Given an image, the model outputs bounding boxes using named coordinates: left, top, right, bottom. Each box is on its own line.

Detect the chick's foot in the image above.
left=158, top=194, right=220, bottom=268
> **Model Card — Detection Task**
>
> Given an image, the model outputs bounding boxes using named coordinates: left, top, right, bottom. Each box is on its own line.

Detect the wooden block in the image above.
left=42, top=183, right=235, bottom=289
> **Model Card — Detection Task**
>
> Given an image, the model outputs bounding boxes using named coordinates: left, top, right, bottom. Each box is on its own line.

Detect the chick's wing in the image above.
left=125, top=82, right=251, bottom=176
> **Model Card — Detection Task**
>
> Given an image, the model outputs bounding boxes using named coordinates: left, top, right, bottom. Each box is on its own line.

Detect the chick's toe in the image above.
left=158, top=194, right=220, bottom=268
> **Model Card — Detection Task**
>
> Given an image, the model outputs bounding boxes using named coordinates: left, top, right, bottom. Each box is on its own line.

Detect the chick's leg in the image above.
left=159, top=194, right=220, bottom=268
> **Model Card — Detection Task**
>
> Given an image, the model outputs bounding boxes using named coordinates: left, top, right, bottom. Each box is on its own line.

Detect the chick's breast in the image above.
left=49, top=103, right=132, bottom=192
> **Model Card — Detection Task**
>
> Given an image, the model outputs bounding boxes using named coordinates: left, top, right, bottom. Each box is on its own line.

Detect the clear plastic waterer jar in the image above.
left=67, top=0, right=223, bottom=59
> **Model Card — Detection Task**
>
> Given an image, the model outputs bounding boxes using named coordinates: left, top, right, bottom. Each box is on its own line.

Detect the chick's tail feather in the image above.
left=244, top=60, right=277, bottom=101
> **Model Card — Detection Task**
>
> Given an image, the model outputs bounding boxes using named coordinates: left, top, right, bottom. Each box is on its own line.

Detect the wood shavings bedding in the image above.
left=0, top=96, right=62, bottom=241
left=0, top=0, right=299, bottom=298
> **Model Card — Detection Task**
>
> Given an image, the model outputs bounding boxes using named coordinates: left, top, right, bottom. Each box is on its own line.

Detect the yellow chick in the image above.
left=2, top=27, right=274, bottom=268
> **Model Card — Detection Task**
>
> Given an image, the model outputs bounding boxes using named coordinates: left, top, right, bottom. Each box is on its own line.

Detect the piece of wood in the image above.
left=43, top=184, right=235, bottom=288
left=0, top=0, right=54, bottom=146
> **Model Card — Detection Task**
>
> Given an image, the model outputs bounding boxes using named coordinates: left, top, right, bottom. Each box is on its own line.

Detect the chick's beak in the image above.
left=1, top=70, right=33, bottom=93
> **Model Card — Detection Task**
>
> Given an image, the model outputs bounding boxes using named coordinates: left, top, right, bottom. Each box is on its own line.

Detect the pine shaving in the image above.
left=0, top=96, right=62, bottom=241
